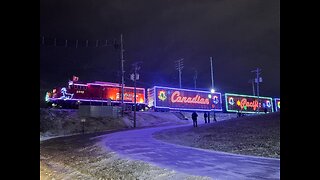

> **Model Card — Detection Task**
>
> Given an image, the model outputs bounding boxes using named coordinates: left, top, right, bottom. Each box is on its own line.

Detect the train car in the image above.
left=274, top=98, right=280, bottom=112
left=224, top=93, right=274, bottom=114
left=147, top=86, right=222, bottom=112
left=46, top=80, right=146, bottom=109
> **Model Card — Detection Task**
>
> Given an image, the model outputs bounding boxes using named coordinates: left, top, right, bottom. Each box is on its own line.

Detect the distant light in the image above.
left=45, top=92, right=49, bottom=102
left=208, top=94, right=212, bottom=98
left=211, top=89, right=215, bottom=93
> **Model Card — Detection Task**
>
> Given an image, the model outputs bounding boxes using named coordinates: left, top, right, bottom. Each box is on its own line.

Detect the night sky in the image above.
left=40, top=0, right=280, bottom=97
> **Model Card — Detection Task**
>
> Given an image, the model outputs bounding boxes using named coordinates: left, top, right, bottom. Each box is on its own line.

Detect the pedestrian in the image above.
left=192, top=111, right=198, bottom=127
left=204, top=112, right=208, bottom=123
left=213, top=111, right=217, bottom=122
left=208, top=112, right=210, bottom=123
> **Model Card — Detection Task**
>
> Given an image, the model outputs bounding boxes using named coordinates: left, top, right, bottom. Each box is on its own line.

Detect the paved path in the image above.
left=100, top=123, right=280, bottom=180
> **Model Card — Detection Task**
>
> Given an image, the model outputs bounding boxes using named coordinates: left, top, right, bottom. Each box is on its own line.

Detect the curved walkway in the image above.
left=100, top=124, right=280, bottom=180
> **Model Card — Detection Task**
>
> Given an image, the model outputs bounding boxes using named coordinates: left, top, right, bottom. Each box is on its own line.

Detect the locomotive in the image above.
left=46, top=80, right=146, bottom=110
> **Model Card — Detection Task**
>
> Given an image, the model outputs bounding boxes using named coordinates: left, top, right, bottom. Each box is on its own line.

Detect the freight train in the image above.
left=45, top=80, right=280, bottom=113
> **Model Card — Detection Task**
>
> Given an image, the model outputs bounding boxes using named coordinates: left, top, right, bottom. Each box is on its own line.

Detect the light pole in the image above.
left=210, top=57, right=216, bottom=122
left=210, top=57, right=214, bottom=90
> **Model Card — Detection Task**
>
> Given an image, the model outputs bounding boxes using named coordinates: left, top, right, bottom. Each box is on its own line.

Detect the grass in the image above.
left=153, top=112, right=280, bottom=158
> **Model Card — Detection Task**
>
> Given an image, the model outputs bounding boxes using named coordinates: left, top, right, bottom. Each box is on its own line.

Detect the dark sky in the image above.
left=40, top=0, right=280, bottom=97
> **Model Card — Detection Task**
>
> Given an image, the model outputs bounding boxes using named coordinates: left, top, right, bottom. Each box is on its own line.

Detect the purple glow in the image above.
left=73, top=83, right=88, bottom=86
left=154, top=86, right=215, bottom=94
left=48, top=98, right=147, bottom=104
left=87, top=82, right=145, bottom=91
left=154, top=106, right=221, bottom=112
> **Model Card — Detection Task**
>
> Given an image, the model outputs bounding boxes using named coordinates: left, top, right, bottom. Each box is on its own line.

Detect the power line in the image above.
left=40, top=35, right=116, bottom=48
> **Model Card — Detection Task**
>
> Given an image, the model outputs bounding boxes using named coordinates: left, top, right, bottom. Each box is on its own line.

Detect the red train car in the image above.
left=46, top=80, right=146, bottom=109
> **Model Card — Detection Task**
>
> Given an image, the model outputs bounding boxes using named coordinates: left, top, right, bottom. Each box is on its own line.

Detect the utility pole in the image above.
left=193, top=69, right=197, bottom=89
left=120, top=34, right=125, bottom=116
left=131, top=62, right=142, bottom=128
left=210, top=57, right=214, bottom=89
left=175, top=58, right=184, bottom=88
left=251, top=68, right=262, bottom=112
left=248, top=79, right=255, bottom=96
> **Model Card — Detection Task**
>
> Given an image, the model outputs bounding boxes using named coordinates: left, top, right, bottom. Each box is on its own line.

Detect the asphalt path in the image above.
left=100, top=122, right=280, bottom=180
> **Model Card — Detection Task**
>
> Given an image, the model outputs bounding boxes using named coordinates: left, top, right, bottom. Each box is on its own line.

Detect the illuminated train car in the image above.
left=147, top=86, right=222, bottom=112
left=274, top=98, right=280, bottom=112
left=46, top=81, right=146, bottom=109
left=224, top=93, right=274, bottom=114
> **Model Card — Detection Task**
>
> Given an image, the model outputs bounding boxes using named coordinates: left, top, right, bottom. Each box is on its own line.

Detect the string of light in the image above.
left=40, top=35, right=120, bottom=48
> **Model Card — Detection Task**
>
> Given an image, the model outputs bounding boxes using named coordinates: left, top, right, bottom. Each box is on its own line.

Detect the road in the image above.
left=99, top=123, right=280, bottom=180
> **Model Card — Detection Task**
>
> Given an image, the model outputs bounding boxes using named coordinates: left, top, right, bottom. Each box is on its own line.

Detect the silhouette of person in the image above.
left=213, top=111, right=217, bottom=122
left=192, top=111, right=198, bottom=127
left=204, top=112, right=208, bottom=123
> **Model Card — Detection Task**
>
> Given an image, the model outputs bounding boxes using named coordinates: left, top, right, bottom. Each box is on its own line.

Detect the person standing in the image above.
left=208, top=112, right=210, bottom=123
left=213, top=111, right=217, bottom=122
left=192, top=111, right=198, bottom=127
left=204, top=112, right=208, bottom=123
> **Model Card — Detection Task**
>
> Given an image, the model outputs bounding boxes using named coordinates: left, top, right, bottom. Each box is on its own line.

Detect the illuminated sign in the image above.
left=171, top=91, right=210, bottom=104
left=150, top=86, right=222, bottom=111
left=274, top=98, right=280, bottom=112
left=225, top=93, right=274, bottom=113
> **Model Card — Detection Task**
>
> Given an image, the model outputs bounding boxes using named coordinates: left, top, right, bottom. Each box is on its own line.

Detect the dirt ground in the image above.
left=40, top=130, right=211, bottom=180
